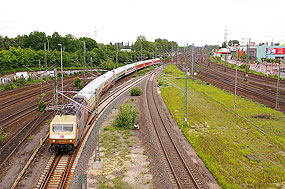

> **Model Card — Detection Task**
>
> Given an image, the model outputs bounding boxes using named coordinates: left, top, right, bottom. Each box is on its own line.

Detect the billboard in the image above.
left=266, top=48, right=285, bottom=55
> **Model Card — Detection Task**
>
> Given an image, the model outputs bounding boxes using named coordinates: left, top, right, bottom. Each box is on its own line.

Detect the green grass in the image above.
left=159, top=65, right=285, bottom=188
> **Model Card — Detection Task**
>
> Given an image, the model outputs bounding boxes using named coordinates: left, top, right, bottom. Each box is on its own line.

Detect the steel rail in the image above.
left=146, top=70, right=201, bottom=188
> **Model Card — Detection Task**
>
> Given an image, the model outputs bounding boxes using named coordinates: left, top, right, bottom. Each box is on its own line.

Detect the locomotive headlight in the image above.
left=70, top=140, right=72, bottom=142
left=53, top=140, right=55, bottom=142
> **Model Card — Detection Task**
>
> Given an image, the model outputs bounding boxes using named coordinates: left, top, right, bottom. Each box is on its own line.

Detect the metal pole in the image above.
left=58, top=44, right=64, bottom=105
left=90, top=57, right=93, bottom=68
left=172, top=46, right=174, bottom=64
left=39, top=59, right=42, bottom=94
left=234, top=49, right=238, bottom=112
left=113, top=44, right=118, bottom=110
left=141, top=43, right=143, bottom=60
left=191, top=45, right=194, bottom=80
left=44, top=43, right=47, bottom=71
left=94, top=89, right=101, bottom=163
left=225, top=43, right=227, bottom=72
left=47, top=38, right=50, bottom=51
left=275, top=61, right=281, bottom=109
left=83, top=41, right=86, bottom=78
left=54, top=68, right=58, bottom=106
left=184, top=46, right=188, bottom=125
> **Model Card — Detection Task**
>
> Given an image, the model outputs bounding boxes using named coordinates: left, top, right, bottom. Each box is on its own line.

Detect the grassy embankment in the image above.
left=159, top=64, right=284, bottom=188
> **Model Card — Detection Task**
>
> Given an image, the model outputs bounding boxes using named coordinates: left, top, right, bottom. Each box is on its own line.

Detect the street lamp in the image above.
left=58, top=44, right=64, bottom=105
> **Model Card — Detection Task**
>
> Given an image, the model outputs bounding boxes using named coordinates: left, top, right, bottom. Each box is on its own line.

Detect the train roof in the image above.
left=74, top=70, right=114, bottom=101
left=73, top=58, right=160, bottom=101
left=51, top=115, right=76, bottom=124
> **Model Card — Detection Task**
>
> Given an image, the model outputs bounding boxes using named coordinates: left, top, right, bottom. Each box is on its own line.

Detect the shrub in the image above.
left=74, top=77, right=81, bottom=87
left=114, top=103, right=139, bottom=129
left=130, top=87, right=142, bottom=96
left=0, top=128, right=7, bottom=144
left=38, top=100, right=46, bottom=112
left=3, top=83, right=14, bottom=90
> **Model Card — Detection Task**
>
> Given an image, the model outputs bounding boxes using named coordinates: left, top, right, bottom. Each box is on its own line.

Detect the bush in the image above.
left=130, top=87, right=142, bottom=96
left=3, top=83, right=14, bottom=90
left=0, top=128, right=7, bottom=144
left=38, top=100, right=46, bottom=112
left=74, top=77, right=81, bottom=87
left=238, top=64, right=246, bottom=69
left=114, top=103, right=139, bottom=129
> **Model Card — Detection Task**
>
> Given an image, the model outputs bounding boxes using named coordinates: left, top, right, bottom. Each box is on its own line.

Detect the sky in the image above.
left=1, top=0, right=285, bottom=46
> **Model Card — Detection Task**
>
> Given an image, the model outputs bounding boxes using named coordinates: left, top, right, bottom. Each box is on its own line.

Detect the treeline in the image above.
left=0, top=31, right=178, bottom=75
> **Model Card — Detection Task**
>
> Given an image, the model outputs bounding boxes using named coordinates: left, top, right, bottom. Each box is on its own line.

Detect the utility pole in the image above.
left=184, top=46, right=188, bottom=126
left=53, top=69, right=58, bottom=106
left=113, top=43, right=118, bottom=110
left=191, top=45, right=194, bottom=80
left=83, top=41, right=86, bottom=78
left=224, top=28, right=228, bottom=72
left=44, top=43, right=47, bottom=71
left=47, top=38, right=50, bottom=51
left=141, top=44, right=143, bottom=60
left=58, top=44, right=64, bottom=105
left=39, top=59, right=42, bottom=94
left=90, top=57, right=93, bottom=68
left=93, top=88, right=102, bottom=169
left=275, top=61, right=281, bottom=109
left=234, top=49, right=238, bottom=112
left=172, top=46, right=174, bottom=64
left=152, top=49, right=154, bottom=65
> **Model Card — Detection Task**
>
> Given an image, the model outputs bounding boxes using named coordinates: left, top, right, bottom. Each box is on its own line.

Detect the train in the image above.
left=49, top=58, right=161, bottom=153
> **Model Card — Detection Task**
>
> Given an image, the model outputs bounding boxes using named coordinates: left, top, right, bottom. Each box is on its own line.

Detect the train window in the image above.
left=52, top=124, right=73, bottom=132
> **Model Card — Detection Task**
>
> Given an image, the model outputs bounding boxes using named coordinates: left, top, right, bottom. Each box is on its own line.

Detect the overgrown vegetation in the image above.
left=159, top=65, right=285, bottom=188
left=130, top=87, right=142, bottom=96
left=0, top=128, right=7, bottom=144
left=114, top=103, right=139, bottom=129
left=38, top=93, right=46, bottom=112
left=73, top=77, right=83, bottom=90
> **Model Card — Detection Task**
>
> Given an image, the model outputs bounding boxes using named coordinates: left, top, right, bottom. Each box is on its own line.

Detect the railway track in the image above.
left=193, top=56, right=285, bottom=111
left=145, top=69, right=203, bottom=188
left=35, top=70, right=155, bottom=188
left=176, top=51, right=285, bottom=112
left=0, top=111, right=53, bottom=170
left=0, top=76, right=91, bottom=172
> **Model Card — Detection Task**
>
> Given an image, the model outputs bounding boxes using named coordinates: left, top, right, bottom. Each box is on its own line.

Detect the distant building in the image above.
left=14, top=72, right=29, bottom=80
left=214, top=48, right=231, bottom=57
left=251, top=45, right=285, bottom=62
left=121, top=49, right=132, bottom=52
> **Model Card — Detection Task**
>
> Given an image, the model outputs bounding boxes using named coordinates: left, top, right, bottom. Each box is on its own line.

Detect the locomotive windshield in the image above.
left=52, top=124, right=73, bottom=132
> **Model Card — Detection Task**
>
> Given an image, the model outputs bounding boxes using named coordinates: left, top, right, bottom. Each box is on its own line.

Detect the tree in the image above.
left=228, top=40, right=240, bottom=47
left=24, top=31, right=47, bottom=50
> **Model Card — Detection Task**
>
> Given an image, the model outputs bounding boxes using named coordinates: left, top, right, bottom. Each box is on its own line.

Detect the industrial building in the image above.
left=251, top=45, right=285, bottom=62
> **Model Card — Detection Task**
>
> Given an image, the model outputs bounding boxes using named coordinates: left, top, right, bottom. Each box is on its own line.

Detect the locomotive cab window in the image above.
left=52, top=124, right=73, bottom=132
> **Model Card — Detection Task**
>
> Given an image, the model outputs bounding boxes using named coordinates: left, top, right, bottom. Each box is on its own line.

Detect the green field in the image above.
left=159, top=65, right=284, bottom=188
